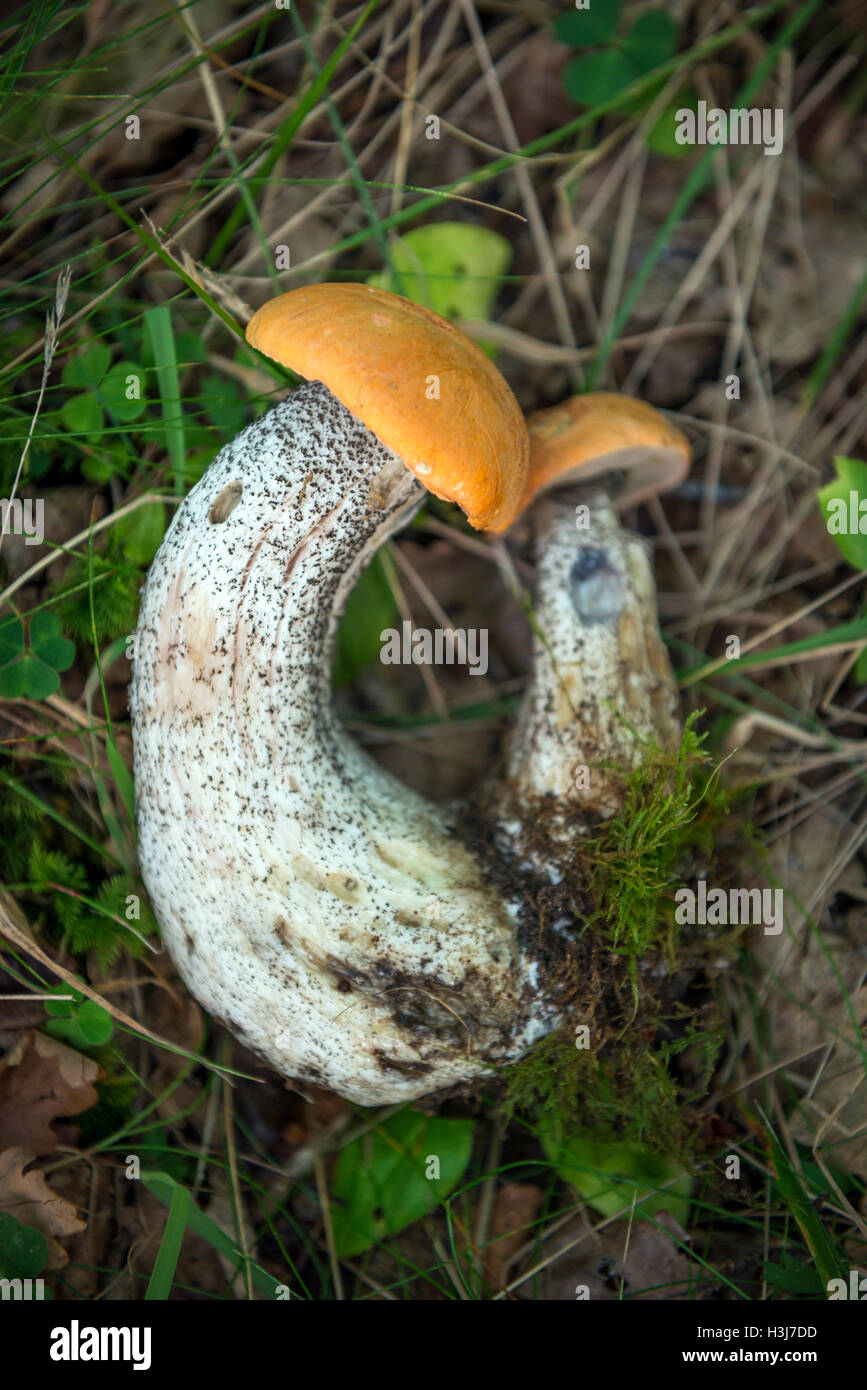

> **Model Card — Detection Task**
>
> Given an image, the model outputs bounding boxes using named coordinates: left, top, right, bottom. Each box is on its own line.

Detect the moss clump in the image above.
left=500, top=712, right=739, bottom=1157
left=577, top=709, right=733, bottom=976
left=501, top=1017, right=723, bottom=1159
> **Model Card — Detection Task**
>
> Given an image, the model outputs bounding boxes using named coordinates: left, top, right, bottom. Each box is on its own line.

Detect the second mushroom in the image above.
left=129, top=284, right=690, bottom=1105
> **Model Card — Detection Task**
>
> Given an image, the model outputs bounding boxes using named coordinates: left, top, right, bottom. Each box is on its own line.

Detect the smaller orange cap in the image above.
left=523, top=393, right=691, bottom=511
left=246, top=283, right=529, bottom=532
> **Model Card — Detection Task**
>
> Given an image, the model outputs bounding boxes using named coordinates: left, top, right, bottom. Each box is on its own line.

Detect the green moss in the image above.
left=500, top=712, right=737, bottom=1158
left=578, top=709, right=734, bottom=973
left=502, top=1019, right=722, bottom=1157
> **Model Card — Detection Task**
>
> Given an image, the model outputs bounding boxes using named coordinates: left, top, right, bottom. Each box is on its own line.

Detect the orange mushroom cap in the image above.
left=246, top=283, right=529, bottom=532
left=523, top=392, right=691, bottom=512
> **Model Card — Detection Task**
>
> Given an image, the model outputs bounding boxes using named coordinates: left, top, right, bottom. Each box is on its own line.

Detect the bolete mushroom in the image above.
left=129, top=284, right=689, bottom=1104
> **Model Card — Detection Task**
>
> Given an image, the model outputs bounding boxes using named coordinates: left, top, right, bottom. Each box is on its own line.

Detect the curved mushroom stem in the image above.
left=130, top=386, right=681, bottom=1104
left=131, top=383, right=549, bottom=1105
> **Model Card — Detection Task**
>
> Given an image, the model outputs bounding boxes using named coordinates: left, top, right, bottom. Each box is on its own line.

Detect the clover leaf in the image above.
left=0, top=610, right=75, bottom=699
left=556, top=1, right=679, bottom=111
left=45, top=986, right=114, bottom=1048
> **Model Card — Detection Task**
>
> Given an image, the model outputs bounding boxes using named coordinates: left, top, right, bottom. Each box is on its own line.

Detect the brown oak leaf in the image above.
left=0, top=1029, right=103, bottom=1155
left=0, top=1146, right=86, bottom=1268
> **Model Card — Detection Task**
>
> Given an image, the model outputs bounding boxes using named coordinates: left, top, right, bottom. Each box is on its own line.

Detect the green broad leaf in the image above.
left=0, top=1211, right=50, bottom=1280
left=114, top=501, right=167, bottom=565
left=14, top=655, right=60, bottom=700
left=201, top=373, right=246, bottom=433
left=330, top=1108, right=475, bottom=1258
left=0, top=615, right=24, bottom=664
left=30, top=610, right=75, bottom=671
left=622, top=10, right=678, bottom=71
left=563, top=47, right=642, bottom=108
left=554, top=0, right=620, bottom=47
left=60, top=392, right=104, bottom=438
left=817, top=456, right=867, bottom=570
left=367, top=222, right=512, bottom=327
left=27, top=445, right=53, bottom=481
left=334, top=553, right=399, bottom=688
left=542, top=1130, right=693, bottom=1224
left=62, top=340, right=111, bottom=389
left=102, top=362, right=146, bottom=422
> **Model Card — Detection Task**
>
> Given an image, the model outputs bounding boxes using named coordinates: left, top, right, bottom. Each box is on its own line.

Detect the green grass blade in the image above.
left=677, top=616, right=867, bottom=685
left=761, top=1113, right=847, bottom=1292
left=142, top=1172, right=286, bottom=1299
left=145, top=1178, right=190, bottom=1300
left=144, top=305, right=186, bottom=494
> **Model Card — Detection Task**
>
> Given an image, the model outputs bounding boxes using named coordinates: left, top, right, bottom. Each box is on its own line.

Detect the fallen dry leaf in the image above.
left=0, top=1146, right=86, bottom=1268
left=484, top=1182, right=543, bottom=1290
left=0, top=1029, right=103, bottom=1155
left=527, top=1210, right=693, bottom=1301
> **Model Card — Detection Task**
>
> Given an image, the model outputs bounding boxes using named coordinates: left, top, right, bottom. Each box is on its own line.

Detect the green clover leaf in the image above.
left=0, top=614, right=24, bottom=665
left=30, top=610, right=76, bottom=671
left=102, top=362, right=146, bottom=422
left=61, top=339, right=111, bottom=389
left=60, top=392, right=103, bottom=437
left=622, top=10, right=678, bottom=72
left=564, top=46, right=641, bottom=107
left=44, top=987, right=114, bottom=1048
left=557, top=5, right=679, bottom=113
left=0, top=610, right=76, bottom=700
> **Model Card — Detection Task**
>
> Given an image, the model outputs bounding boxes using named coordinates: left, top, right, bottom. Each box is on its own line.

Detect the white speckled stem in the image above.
left=130, top=384, right=547, bottom=1104
left=130, top=384, right=680, bottom=1104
